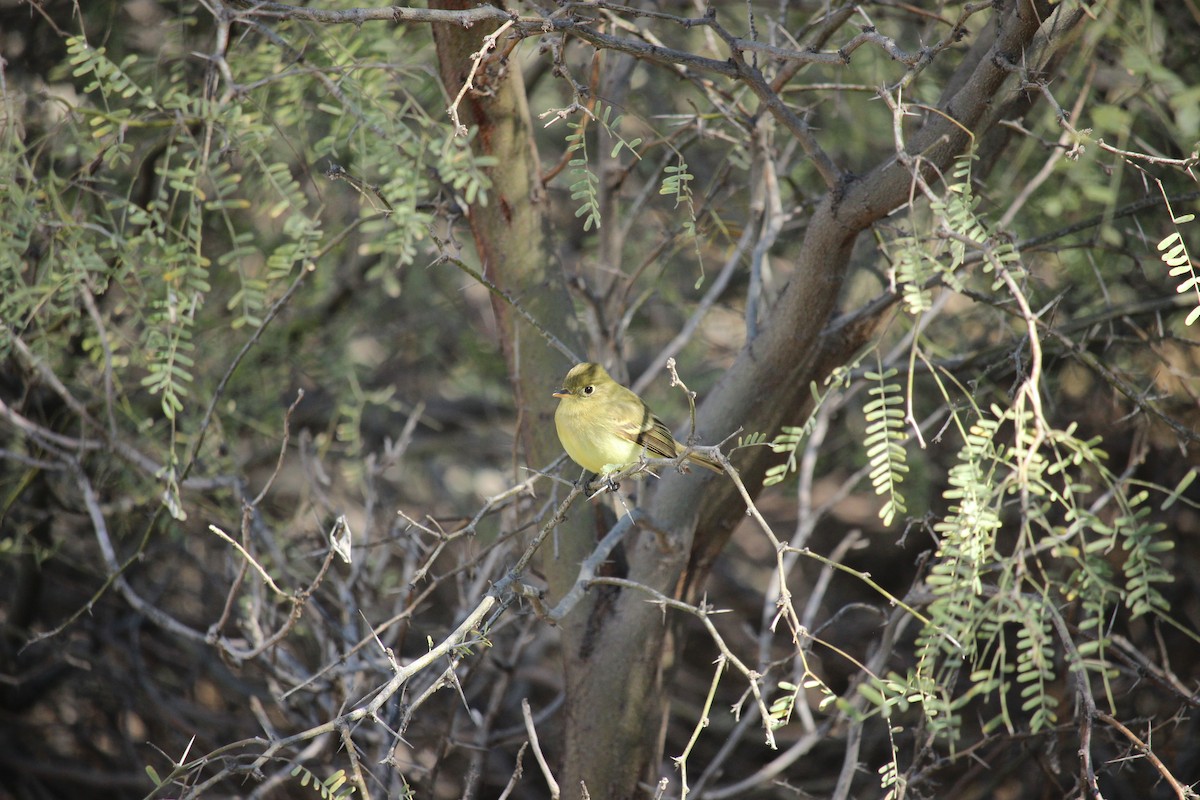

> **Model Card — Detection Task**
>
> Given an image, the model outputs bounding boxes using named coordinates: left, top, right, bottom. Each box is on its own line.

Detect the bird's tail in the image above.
left=684, top=449, right=724, bottom=474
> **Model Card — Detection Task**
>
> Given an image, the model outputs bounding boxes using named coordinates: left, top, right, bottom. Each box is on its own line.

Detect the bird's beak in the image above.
left=552, top=389, right=570, bottom=399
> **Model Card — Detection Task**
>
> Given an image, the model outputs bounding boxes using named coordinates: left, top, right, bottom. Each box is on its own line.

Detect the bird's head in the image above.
left=552, top=362, right=615, bottom=401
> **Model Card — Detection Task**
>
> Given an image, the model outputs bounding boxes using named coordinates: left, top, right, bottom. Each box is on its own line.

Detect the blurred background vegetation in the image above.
left=2, top=1, right=1199, bottom=798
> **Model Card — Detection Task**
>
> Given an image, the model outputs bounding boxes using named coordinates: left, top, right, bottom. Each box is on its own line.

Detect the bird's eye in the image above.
left=583, top=385, right=595, bottom=396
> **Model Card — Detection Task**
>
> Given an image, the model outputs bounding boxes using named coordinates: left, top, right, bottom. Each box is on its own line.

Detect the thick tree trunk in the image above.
left=427, top=3, right=595, bottom=595
left=428, top=2, right=569, bottom=447
left=427, top=4, right=637, bottom=796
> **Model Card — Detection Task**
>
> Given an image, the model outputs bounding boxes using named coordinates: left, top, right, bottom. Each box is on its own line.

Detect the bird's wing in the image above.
left=611, top=403, right=724, bottom=473
left=612, top=407, right=678, bottom=460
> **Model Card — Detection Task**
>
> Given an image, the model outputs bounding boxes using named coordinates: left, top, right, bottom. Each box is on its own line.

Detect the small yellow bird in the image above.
left=552, top=362, right=724, bottom=475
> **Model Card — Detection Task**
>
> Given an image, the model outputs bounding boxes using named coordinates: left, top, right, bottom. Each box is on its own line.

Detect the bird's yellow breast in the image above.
left=554, top=397, right=646, bottom=474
